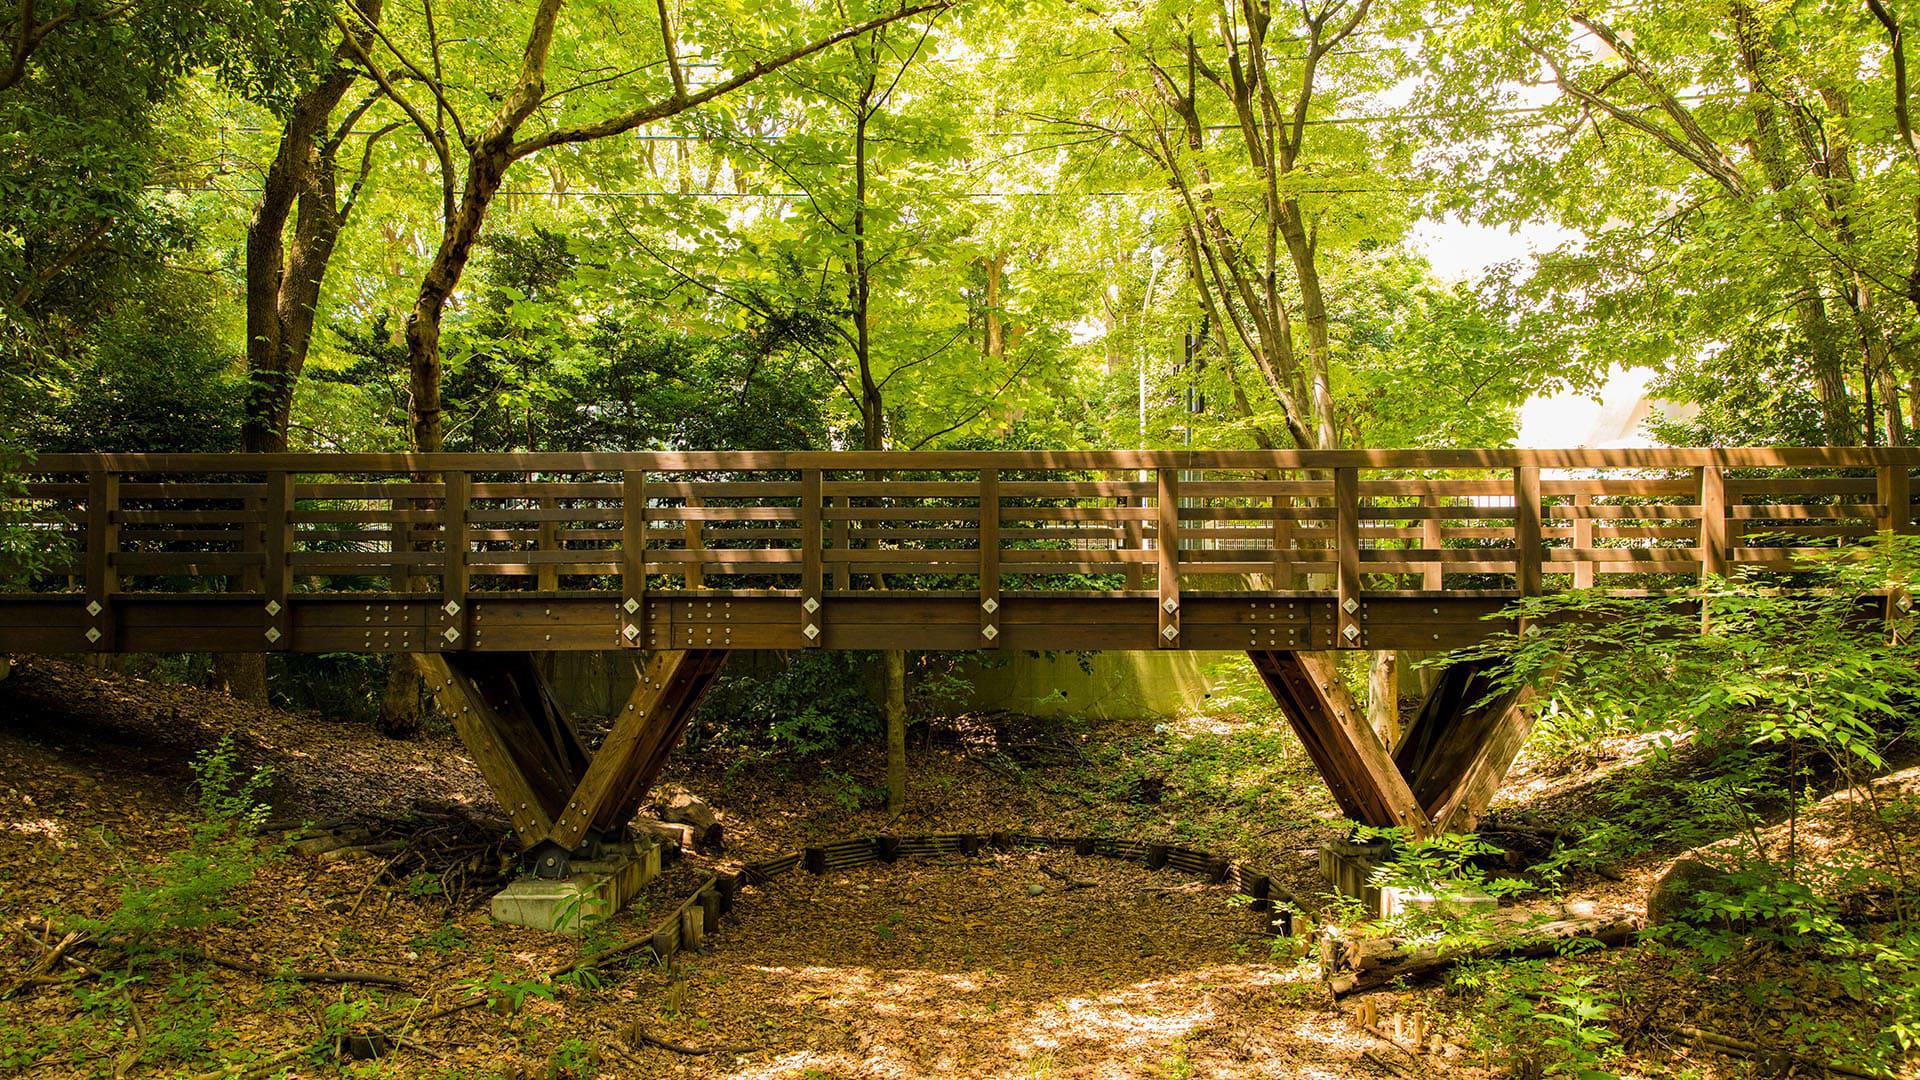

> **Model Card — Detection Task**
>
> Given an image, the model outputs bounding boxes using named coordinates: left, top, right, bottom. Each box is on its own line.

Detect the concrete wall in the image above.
left=533, top=649, right=1227, bottom=724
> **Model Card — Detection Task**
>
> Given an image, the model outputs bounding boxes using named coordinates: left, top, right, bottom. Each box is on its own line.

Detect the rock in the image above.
left=657, top=789, right=723, bottom=851
left=1027, top=883, right=1046, bottom=896
left=632, top=818, right=695, bottom=853
left=1648, top=857, right=1735, bottom=927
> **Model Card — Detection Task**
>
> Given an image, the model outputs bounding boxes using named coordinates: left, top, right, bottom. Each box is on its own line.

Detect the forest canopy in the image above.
left=6, top=0, right=1920, bottom=454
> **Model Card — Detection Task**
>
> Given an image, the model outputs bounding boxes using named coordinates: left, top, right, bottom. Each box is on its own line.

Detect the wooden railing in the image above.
left=5, top=448, right=1914, bottom=651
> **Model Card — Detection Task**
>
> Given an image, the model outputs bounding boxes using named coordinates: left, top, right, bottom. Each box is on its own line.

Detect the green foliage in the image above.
left=78, top=736, right=272, bottom=944
left=694, top=650, right=882, bottom=756
left=1450, top=960, right=1622, bottom=1079
left=1448, top=535, right=1920, bottom=1071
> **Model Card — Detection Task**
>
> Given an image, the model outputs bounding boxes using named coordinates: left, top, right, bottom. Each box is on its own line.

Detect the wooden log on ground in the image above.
left=1320, top=911, right=1641, bottom=995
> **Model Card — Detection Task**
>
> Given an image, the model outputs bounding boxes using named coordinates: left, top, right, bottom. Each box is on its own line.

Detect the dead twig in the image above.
left=1672, top=1024, right=1874, bottom=1079
left=1039, top=865, right=1096, bottom=891
left=185, top=946, right=409, bottom=990
left=622, top=1020, right=758, bottom=1056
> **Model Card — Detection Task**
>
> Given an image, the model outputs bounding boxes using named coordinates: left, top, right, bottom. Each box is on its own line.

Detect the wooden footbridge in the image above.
left=1, top=448, right=1908, bottom=873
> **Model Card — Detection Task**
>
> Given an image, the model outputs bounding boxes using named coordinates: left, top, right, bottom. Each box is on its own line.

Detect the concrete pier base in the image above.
left=490, top=840, right=662, bottom=932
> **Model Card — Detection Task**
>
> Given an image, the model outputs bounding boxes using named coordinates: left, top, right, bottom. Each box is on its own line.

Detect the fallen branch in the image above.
left=185, top=947, right=408, bottom=989
left=1673, top=1024, right=1875, bottom=1079
left=1321, top=912, right=1641, bottom=996
left=3, top=928, right=87, bottom=997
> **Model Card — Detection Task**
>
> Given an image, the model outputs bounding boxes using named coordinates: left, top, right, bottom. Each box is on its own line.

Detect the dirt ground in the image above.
left=0, top=655, right=1876, bottom=1078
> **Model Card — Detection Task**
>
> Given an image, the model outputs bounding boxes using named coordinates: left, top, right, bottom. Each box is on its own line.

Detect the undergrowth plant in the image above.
left=1443, top=534, right=1920, bottom=1072
left=79, top=736, right=274, bottom=946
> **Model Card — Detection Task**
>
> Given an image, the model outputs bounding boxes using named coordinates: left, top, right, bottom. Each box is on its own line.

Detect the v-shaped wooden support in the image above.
left=425, top=650, right=727, bottom=855
left=1250, top=650, right=1433, bottom=837
left=1394, top=658, right=1534, bottom=834
left=1251, top=651, right=1535, bottom=838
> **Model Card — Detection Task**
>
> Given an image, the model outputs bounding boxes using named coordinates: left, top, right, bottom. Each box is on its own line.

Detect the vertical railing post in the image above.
left=1334, top=466, right=1361, bottom=648
left=1514, top=466, right=1542, bottom=598
left=800, top=469, right=823, bottom=647
left=1123, top=491, right=1146, bottom=591
left=387, top=491, right=410, bottom=593
left=1420, top=493, right=1443, bottom=592
left=438, top=470, right=469, bottom=649
left=830, top=495, right=851, bottom=590
left=1878, top=463, right=1914, bottom=636
left=536, top=495, right=559, bottom=592
left=263, top=470, right=292, bottom=650
left=685, top=492, right=706, bottom=590
left=1697, top=465, right=1727, bottom=580
left=621, top=469, right=646, bottom=648
left=1156, top=468, right=1180, bottom=647
left=1271, top=474, right=1295, bottom=592
left=1878, top=463, right=1912, bottom=535
left=979, top=468, right=1000, bottom=648
left=84, top=466, right=119, bottom=651
left=1572, top=493, right=1594, bottom=589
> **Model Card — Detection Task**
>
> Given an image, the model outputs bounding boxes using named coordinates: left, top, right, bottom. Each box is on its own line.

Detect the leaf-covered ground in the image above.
left=0, top=654, right=1902, bottom=1077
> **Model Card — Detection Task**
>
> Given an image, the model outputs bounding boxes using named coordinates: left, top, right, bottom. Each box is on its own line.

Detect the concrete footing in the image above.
left=490, top=840, right=662, bottom=932
left=1320, top=838, right=1499, bottom=919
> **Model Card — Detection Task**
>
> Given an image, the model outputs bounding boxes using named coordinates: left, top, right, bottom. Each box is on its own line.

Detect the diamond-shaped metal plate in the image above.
left=1161, top=624, right=1179, bottom=640
left=803, top=597, right=820, bottom=613
left=1342, top=597, right=1360, bottom=615
left=981, top=597, right=999, bottom=614
left=1342, top=623, right=1361, bottom=641
left=264, top=627, right=281, bottom=643
left=86, top=601, right=102, bottom=617
left=1162, top=597, right=1179, bottom=614
left=623, top=597, right=640, bottom=614
left=1901, top=594, right=1913, bottom=613
left=803, top=623, right=820, bottom=640
left=981, top=624, right=998, bottom=640
left=85, top=627, right=102, bottom=643
left=442, top=626, right=461, bottom=642
left=623, top=623, right=640, bottom=641
left=265, top=600, right=281, bottom=616
left=443, top=599, right=461, bottom=616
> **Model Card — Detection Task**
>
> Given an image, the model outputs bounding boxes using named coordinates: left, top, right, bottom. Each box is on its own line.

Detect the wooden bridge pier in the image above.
left=1, top=448, right=1912, bottom=870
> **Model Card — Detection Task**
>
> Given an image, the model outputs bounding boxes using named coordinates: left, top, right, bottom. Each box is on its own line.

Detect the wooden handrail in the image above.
left=19, top=446, right=1920, bottom=473
left=18, top=447, right=1913, bottom=655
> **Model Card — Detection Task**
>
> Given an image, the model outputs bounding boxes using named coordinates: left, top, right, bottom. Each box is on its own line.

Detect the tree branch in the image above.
left=510, top=1, right=953, bottom=158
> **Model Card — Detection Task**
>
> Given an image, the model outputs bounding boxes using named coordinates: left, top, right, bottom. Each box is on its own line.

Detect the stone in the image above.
left=660, top=790, right=719, bottom=830
left=1027, top=883, right=1046, bottom=896
left=658, top=789, right=723, bottom=851
left=1648, top=857, right=1734, bottom=927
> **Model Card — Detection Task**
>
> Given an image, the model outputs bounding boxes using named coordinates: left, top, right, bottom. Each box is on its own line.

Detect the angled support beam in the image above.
left=421, top=651, right=584, bottom=847
left=426, top=649, right=727, bottom=876
left=1394, top=658, right=1535, bottom=834
left=1250, top=650, right=1431, bottom=837
left=545, top=649, right=728, bottom=853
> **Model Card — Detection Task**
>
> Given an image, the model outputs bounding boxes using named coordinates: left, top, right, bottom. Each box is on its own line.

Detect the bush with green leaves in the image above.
left=78, top=736, right=273, bottom=944
left=691, top=650, right=882, bottom=756
left=1445, top=534, right=1920, bottom=1071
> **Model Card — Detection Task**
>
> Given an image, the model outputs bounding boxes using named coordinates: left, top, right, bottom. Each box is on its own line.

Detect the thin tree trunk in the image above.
left=983, top=252, right=1004, bottom=359
left=885, top=650, right=907, bottom=814
left=1367, top=650, right=1399, bottom=748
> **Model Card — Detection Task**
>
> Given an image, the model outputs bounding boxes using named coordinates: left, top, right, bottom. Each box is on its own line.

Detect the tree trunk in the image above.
left=884, top=649, right=907, bottom=814
left=982, top=252, right=1004, bottom=359
left=215, top=654, right=269, bottom=703
left=1367, top=650, right=1399, bottom=748
left=229, top=2, right=381, bottom=706
left=378, top=652, right=422, bottom=739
